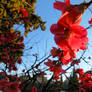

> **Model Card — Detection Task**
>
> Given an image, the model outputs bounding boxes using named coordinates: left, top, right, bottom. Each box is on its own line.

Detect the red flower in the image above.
left=22, top=69, right=25, bottom=72
left=75, top=68, right=84, bottom=76
left=19, top=8, right=28, bottom=18
left=75, top=69, right=92, bottom=91
left=88, top=18, right=92, bottom=24
left=35, top=64, right=40, bottom=69
left=13, top=66, right=18, bottom=71
left=61, top=57, right=73, bottom=65
left=4, top=82, right=20, bottom=92
left=63, top=49, right=76, bottom=60
left=45, top=59, right=66, bottom=79
left=54, top=0, right=82, bottom=26
left=58, top=9, right=81, bottom=27
left=44, top=59, right=53, bottom=67
left=75, top=68, right=87, bottom=82
left=79, top=77, right=92, bottom=92
left=19, top=83, right=24, bottom=90
left=0, top=30, right=24, bottom=71
left=17, top=59, right=22, bottom=64
left=50, top=47, right=62, bottom=58
left=54, top=1, right=89, bottom=27
left=0, top=72, right=6, bottom=76
left=0, top=80, right=9, bottom=90
left=50, top=24, right=88, bottom=51
left=0, top=79, right=20, bottom=92
left=54, top=0, right=70, bottom=14
left=81, top=73, right=92, bottom=82
left=31, top=86, right=37, bottom=92
left=79, top=87, right=86, bottom=92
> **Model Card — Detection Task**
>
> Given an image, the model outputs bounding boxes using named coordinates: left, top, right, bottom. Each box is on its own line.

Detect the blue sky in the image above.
left=14, top=0, right=92, bottom=76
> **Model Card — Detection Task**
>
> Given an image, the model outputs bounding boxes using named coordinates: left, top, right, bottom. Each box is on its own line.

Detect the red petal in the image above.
left=31, top=86, right=37, bottom=92
left=44, top=59, right=52, bottom=67
left=54, top=36, right=69, bottom=50
left=58, top=8, right=82, bottom=27
left=80, top=45, right=87, bottom=50
left=58, top=11, right=70, bottom=28
left=71, top=25, right=87, bottom=37
left=68, top=36, right=82, bottom=49
left=54, top=1, right=68, bottom=13
left=65, top=0, right=70, bottom=6
left=63, top=51, right=71, bottom=60
left=50, top=24, right=64, bottom=35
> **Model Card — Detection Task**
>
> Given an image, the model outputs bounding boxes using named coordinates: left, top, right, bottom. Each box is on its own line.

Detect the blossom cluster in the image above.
left=45, top=0, right=90, bottom=80
left=0, top=72, right=37, bottom=92
left=45, top=59, right=66, bottom=80
left=50, top=0, right=88, bottom=63
left=0, top=72, right=20, bottom=92
left=0, top=28, right=24, bottom=71
left=75, top=68, right=92, bottom=92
